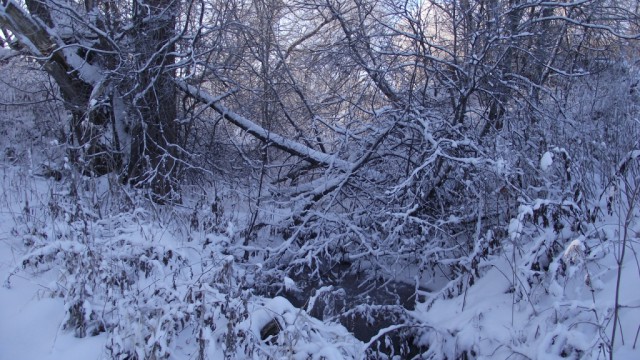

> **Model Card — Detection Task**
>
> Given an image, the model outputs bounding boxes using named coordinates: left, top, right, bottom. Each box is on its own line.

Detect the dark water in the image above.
left=276, top=266, right=429, bottom=358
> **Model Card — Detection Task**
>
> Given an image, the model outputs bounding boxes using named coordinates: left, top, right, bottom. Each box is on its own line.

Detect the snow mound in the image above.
left=540, top=151, right=554, bottom=171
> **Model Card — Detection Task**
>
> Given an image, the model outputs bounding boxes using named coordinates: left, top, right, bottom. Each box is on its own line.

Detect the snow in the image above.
left=0, top=47, right=17, bottom=61
left=540, top=151, right=554, bottom=171
left=61, top=45, right=103, bottom=84
left=563, top=237, right=585, bottom=263
left=508, top=218, right=523, bottom=240
left=0, top=119, right=637, bottom=360
left=283, top=276, right=299, bottom=292
left=494, top=157, right=507, bottom=175
left=414, top=232, right=640, bottom=358
left=0, top=175, right=104, bottom=360
left=0, top=276, right=106, bottom=360
left=0, top=166, right=364, bottom=360
left=1, top=7, right=639, bottom=358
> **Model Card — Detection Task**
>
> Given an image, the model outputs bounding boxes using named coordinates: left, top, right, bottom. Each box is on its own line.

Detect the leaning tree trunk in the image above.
left=1, top=0, right=180, bottom=202
left=1, top=0, right=120, bottom=176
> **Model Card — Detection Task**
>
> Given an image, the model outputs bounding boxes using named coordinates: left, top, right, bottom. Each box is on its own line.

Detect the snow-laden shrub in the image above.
left=406, top=149, right=639, bottom=359
left=0, top=57, right=67, bottom=166
left=3, top=170, right=364, bottom=359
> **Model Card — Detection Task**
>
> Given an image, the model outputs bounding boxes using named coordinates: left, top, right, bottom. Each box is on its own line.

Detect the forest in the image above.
left=1, top=0, right=639, bottom=358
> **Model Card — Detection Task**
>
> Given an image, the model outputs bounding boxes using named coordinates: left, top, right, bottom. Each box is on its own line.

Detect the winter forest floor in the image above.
left=0, top=151, right=639, bottom=359
left=0, top=169, right=106, bottom=359
left=3, top=0, right=640, bottom=357
left=0, top=62, right=638, bottom=360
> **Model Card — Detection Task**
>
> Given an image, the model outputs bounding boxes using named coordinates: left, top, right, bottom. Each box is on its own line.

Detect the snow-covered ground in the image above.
left=0, top=166, right=365, bottom=359
left=0, top=279, right=106, bottom=359
left=0, top=65, right=637, bottom=358
left=1, top=161, right=638, bottom=359
left=0, top=168, right=106, bottom=359
left=2, top=1, right=639, bottom=357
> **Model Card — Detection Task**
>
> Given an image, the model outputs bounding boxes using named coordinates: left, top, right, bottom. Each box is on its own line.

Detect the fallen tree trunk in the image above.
left=176, top=81, right=354, bottom=172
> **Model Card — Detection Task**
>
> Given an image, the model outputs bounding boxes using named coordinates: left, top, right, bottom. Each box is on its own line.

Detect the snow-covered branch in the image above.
left=176, top=80, right=354, bottom=171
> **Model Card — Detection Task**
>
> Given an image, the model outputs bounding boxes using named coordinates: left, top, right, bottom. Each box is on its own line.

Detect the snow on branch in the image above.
left=0, top=0, right=51, bottom=56
left=0, top=47, right=17, bottom=60
left=531, top=15, right=640, bottom=40
left=616, top=150, right=640, bottom=176
left=175, top=80, right=354, bottom=171
left=0, top=0, right=102, bottom=85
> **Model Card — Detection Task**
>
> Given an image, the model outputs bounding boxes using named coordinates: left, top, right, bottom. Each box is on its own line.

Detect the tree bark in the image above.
left=122, top=0, right=179, bottom=202
left=1, top=0, right=179, bottom=201
left=1, top=0, right=119, bottom=175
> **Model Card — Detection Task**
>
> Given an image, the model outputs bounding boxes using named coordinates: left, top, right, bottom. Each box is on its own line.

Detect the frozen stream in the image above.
left=267, top=265, right=430, bottom=357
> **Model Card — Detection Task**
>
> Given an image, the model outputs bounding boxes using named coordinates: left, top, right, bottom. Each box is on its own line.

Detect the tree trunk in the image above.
left=2, top=0, right=120, bottom=176
left=1, top=0, right=180, bottom=201
left=122, top=0, right=179, bottom=203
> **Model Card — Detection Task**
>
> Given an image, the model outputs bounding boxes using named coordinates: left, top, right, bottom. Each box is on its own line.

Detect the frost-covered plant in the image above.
left=4, top=172, right=206, bottom=357
left=3, top=169, right=366, bottom=359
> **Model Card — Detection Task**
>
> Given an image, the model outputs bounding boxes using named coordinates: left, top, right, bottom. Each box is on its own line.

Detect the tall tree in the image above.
left=0, top=0, right=182, bottom=201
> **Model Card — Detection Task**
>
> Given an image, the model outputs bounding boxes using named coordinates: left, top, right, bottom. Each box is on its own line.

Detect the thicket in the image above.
left=1, top=0, right=639, bottom=358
